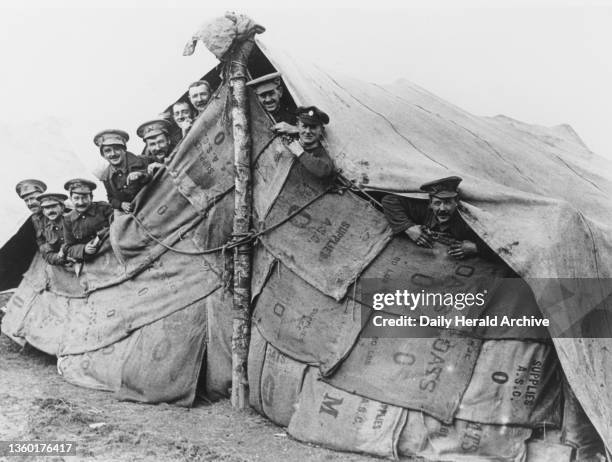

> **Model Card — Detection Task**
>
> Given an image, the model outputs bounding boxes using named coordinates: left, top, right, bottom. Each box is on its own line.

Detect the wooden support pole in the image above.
left=229, top=38, right=255, bottom=409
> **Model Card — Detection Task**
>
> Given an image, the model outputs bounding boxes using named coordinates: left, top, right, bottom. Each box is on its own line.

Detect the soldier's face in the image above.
left=172, top=103, right=193, bottom=131
left=429, top=197, right=458, bottom=224
left=256, top=86, right=282, bottom=113
left=188, top=85, right=211, bottom=113
left=101, top=145, right=126, bottom=167
left=42, top=203, right=63, bottom=221
left=146, top=134, right=171, bottom=159
left=71, top=192, right=92, bottom=213
left=298, top=121, right=323, bottom=148
left=22, top=192, right=42, bottom=214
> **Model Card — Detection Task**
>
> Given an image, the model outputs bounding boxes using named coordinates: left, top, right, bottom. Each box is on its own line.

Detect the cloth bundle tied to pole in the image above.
left=184, top=12, right=265, bottom=409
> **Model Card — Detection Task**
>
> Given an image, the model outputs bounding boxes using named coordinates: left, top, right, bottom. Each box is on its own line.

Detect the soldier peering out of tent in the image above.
left=382, top=176, right=496, bottom=259
left=284, top=105, right=335, bottom=179
left=188, top=79, right=212, bottom=116
left=247, top=72, right=298, bottom=135
left=35, top=193, right=72, bottom=266
left=96, top=129, right=150, bottom=214
left=15, top=179, right=47, bottom=236
left=136, top=119, right=176, bottom=175
left=171, top=99, right=197, bottom=138
left=62, top=178, right=113, bottom=262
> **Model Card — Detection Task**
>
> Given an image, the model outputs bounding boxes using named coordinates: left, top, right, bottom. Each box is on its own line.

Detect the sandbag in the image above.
left=253, top=263, right=362, bottom=375
left=59, top=235, right=222, bottom=356
left=260, top=163, right=391, bottom=300
left=325, top=332, right=481, bottom=424
left=1, top=264, right=42, bottom=346
left=252, top=137, right=296, bottom=220
left=115, top=298, right=207, bottom=406
left=398, top=412, right=532, bottom=461
left=247, top=326, right=307, bottom=426
left=57, top=331, right=140, bottom=392
left=21, top=290, right=72, bottom=355
left=288, top=368, right=407, bottom=460
left=456, top=340, right=562, bottom=427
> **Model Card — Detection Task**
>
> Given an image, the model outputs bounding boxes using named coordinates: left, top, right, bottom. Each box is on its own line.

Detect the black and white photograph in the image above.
left=1, top=1, right=611, bottom=461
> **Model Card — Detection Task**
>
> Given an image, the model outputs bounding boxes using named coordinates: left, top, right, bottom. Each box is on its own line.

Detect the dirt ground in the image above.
left=0, top=297, right=376, bottom=462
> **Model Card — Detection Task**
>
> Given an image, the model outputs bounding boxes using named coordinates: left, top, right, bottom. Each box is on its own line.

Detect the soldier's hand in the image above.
left=127, top=171, right=144, bottom=184
left=405, top=225, right=433, bottom=248
left=286, top=139, right=305, bottom=158
left=84, top=242, right=98, bottom=255
left=272, top=122, right=299, bottom=135
left=448, top=240, right=478, bottom=259
left=121, top=202, right=133, bottom=213
left=147, top=162, right=163, bottom=175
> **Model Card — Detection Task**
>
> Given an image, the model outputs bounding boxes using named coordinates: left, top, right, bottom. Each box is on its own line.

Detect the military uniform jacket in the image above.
left=36, top=216, right=67, bottom=265
left=271, top=106, right=297, bottom=126
left=101, top=152, right=150, bottom=209
left=381, top=195, right=496, bottom=259
left=63, top=202, right=113, bottom=261
left=299, top=144, right=335, bottom=179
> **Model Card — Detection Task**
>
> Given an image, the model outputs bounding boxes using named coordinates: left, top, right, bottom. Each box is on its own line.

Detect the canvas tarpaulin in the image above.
left=256, top=39, right=612, bottom=448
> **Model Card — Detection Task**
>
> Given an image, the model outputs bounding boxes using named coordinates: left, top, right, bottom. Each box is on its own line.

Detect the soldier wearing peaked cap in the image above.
left=247, top=72, right=298, bottom=135
left=36, top=193, right=70, bottom=266
left=285, top=106, right=335, bottom=179
left=63, top=178, right=113, bottom=262
left=15, top=179, right=48, bottom=241
left=95, top=129, right=150, bottom=213
left=382, top=176, right=495, bottom=259
left=136, top=119, right=176, bottom=175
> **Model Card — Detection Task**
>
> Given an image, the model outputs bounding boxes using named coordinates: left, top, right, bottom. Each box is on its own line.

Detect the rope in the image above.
left=128, top=183, right=344, bottom=256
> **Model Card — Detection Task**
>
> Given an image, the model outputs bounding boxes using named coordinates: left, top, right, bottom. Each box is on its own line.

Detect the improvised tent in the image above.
left=2, top=17, right=612, bottom=460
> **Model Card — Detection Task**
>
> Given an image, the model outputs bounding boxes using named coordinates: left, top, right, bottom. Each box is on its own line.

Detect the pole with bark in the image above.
left=228, top=37, right=256, bottom=409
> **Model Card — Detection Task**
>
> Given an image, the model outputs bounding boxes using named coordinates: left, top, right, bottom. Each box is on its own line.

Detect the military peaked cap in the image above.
left=93, top=129, right=129, bottom=148
left=64, top=178, right=97, bottom=194
left=246, top=72, right=282, bottom=94
left=15, top=179, right=47, bottom=198
left=38, top=193, right=68, bottom=208
left=420, top=176, right=463, bottom=199
left=296, top=106, right=330, bottom=125
left=136, top=119, right=172, bottom=140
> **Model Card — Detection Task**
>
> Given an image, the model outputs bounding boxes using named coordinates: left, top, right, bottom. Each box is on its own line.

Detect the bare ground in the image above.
left=0, top=301, right=376, bottom=462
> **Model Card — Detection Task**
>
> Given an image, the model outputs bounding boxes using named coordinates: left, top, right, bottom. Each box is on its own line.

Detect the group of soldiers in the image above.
left=14, top=71, right=487, bottom=271
left=14, top=72, right=335, bottom=268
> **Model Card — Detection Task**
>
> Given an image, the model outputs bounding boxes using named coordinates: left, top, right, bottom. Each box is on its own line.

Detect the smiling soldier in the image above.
left=382, top=176, right=493, bottom=259
left=95, top=129, right=150, bottom=213
left=137, top=119, right=176, bottom=174
left=246, top=72, right=298, bottom=135
left=35, top=193, right=69, bottom=266
left=172, top=100, right=196, bottom=138
left=15, top=179, right=47, bottom=234
left=188, top=80, right=212, bottom=116
left=63, top=179, right=113, bottom=262
left=285, top=105, right=335, bottom=179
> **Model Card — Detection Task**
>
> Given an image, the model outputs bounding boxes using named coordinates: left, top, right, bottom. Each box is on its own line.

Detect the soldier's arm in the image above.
left=131, top=157, right=152, bottom=185
left=40, top=244, right=65, bottom=266
left=381, top=195, right=427, bottom=234
left=63, top=219, right=85, bottom=262
left=103, top=179, right=123, bottom=210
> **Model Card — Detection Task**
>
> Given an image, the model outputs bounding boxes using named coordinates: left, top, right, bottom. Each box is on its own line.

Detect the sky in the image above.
left=1, top=0, right=611, bottom=181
